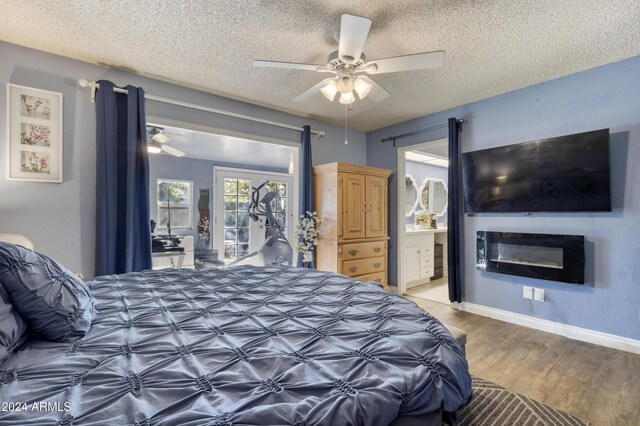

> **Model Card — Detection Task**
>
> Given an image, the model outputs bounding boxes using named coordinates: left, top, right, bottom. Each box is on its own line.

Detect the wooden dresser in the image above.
left=313, top=163, right=391, bottom=289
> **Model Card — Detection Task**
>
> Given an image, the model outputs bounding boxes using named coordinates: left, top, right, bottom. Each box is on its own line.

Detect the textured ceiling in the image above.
left=2, top=1, right=639, bottom=131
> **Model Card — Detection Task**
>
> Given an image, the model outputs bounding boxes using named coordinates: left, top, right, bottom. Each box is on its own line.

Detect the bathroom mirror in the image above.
left=419, top=178, right=448, bottom=216
left=404, top=175, right=419, bottom=217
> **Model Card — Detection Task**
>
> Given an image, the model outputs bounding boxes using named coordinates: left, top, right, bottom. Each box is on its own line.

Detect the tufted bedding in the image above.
left=0, top=265, right=471, bottom=425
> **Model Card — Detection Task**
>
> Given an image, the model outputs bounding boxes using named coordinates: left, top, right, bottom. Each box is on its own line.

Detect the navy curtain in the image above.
left=297, top=125, right=315, bottom=268
left=95, top=80, right=152, bottom=275
left=447, top=118, right=463, bottom=302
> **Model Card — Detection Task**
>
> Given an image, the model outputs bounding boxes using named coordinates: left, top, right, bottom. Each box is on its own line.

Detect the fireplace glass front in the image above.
left=477, top=231, right=584, bottom=284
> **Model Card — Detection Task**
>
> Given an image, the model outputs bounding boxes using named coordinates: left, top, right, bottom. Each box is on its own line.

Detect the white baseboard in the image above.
left=454, top=302, right=640, bottom=355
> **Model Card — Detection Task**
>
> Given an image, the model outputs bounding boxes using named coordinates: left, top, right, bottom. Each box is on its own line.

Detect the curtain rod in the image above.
left=381, top=119, right=464, bottom=147
left=78, top=79, right=325, bottom=137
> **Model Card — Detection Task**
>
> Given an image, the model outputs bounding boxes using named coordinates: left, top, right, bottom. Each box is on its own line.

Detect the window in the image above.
left=157, top=179, right=192, bottom=230
left=266, top=181, right=288, bottom=235
left=223, top=178, right=251, bottom=261
left=221, top=178, right=290, bottom=262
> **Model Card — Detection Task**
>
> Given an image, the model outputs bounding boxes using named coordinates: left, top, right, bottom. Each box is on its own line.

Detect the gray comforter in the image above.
left=0, top=265, right=471, bottom=425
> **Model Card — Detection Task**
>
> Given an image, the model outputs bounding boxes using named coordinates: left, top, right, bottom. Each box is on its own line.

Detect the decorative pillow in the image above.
left=0, top=283, right=28, bottom=364
left=0, top=242, right=95, bottom=342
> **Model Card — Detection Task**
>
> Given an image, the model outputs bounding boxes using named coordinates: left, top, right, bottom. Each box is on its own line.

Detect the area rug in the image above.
left=457, top=376, right=591, bottom=426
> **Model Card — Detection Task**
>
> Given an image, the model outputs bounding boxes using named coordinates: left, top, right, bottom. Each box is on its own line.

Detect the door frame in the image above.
left=396, top=138, right=448, bottom=295
left=213, top=166, right=297, bottom=263
left=147, top=114, right=301, bottom=261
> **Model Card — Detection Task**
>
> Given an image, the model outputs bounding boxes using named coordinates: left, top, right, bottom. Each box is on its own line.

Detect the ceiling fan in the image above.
left=147, top=126, right=186, bottom=157
left=253, top=14, right=445, bottom=105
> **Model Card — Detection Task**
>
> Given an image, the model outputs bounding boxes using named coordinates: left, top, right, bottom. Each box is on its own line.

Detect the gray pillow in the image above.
left=0, top=242, right=95, bottom=342
left=0, top=283, right=28, bottom=364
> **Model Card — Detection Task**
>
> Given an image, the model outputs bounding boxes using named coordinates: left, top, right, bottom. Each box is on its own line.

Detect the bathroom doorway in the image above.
left=397, top=139, right=450, bottom=304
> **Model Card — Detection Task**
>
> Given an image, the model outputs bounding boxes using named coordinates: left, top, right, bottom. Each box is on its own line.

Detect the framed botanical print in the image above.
left=6, top=83, right=63, bottom=182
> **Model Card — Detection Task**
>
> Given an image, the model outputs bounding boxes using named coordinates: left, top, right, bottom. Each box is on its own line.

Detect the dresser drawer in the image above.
left=422, top=253, right=434, bottom=267
left=342, top=256, right=385, bottom=277
left=434, top=256, right=443, bottom=269
left=341, top=241, right=386, bottom=260
left=356, top=271, right=387, bottom=286
left=432, top=267, right=444, bottom=279
left=434, top=243, right=443, bottom=257
left=421, top=265, right=434, bottom=278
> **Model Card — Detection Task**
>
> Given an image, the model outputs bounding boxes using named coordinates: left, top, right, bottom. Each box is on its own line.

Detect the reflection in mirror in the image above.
left=404, top=175, right=419, bottom=217
left=431, top=180, right=447, bottom=216
left=420, top=183, right=429, bottom=212
left=419, top=178, right=448, bottom=216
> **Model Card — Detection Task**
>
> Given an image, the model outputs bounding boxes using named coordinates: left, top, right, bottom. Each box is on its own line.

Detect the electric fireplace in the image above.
left=476, top=231, right=585, bottom=284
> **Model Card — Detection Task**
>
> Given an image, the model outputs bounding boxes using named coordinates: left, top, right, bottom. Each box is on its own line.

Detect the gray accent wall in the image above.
left=367, top=55, right=640, bottom=340
left=0, top=41, right=366, bottom=277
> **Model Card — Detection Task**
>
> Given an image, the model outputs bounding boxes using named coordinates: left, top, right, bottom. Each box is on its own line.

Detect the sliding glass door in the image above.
left=213, top=167, right=293, bottom=264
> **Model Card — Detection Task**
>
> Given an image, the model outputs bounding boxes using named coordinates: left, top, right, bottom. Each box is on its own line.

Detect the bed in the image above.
left=0, top=263, right=471, bottom=425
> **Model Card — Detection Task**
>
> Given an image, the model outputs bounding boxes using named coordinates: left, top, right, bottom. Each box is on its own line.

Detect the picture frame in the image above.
left=6, top=83, right=63, bottom=183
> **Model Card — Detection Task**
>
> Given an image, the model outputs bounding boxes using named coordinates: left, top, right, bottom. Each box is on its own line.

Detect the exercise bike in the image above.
left=227, top=181, right=293, bottom=267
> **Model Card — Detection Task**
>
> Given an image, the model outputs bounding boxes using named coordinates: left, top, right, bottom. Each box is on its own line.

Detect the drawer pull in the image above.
left=373, top=262, right=381, bottom=268
left=373, top=247, right=381, bottom=253
left=349, top=267, right=357, bottom=273
left=348, top=249, right=358, bottom=256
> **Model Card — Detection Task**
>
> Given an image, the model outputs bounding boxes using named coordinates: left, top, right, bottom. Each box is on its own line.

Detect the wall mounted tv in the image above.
left=462, top=129, right=611, bottom=213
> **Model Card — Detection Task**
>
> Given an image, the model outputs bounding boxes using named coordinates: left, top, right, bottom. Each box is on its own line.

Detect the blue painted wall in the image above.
left=0, top=41, right=366, bottom=276
left=367, top=56, right=640, bottom=340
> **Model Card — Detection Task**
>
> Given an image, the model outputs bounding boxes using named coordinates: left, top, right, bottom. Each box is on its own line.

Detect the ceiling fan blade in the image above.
left=365, top=51, right=445, bottom=74
left=338, top=14, right=372, bottom=64
left=161, top=145, right=186, bottom=157
left=293, top=78, right=335, bottom=102
left=357, top=76, right=391, bottom=102
left=253, top=60, right=328, bottom=72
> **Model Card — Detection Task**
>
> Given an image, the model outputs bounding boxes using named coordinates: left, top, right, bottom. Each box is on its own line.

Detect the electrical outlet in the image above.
left=534, top=288, right=545, bottom=302
left=523, top=286, right=533, bottom=300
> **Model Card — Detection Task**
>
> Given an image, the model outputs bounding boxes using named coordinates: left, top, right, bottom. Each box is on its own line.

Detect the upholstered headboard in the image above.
left=0, top=234, right=34, bottom=250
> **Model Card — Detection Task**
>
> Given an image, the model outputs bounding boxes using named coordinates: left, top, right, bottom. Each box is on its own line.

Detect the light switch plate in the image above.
left=534, top=288, right=545, bottom=302
left=523, top=286, right=533, bottom=300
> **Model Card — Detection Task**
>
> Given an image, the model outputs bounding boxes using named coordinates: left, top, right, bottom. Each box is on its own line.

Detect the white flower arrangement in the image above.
left=294, top=211, right=322, bottom=264
left=198, top=217, right=210, bottom=239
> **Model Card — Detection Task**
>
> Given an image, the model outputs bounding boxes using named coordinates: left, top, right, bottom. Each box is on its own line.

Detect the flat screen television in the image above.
left=462, top=129, right=611, bottom=213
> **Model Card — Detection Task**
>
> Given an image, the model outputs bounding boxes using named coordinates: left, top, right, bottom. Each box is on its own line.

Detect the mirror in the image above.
left=419, top=178, right=448, bottom=216
left=404, top=175, right=419, bottom=217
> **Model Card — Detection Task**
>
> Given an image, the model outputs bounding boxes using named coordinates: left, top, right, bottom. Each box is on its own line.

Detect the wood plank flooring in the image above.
left=404, top=278, right=450, bottom=304
left=406, top=296, right=640, bottom=426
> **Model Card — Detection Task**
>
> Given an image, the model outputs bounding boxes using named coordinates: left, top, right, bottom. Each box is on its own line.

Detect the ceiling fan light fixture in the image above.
left=288, top=152, right=294, bottom=174
left=354, top=77, right=372, bottom=99
left=337, top=75, right=354, bottom=94
left=320, top=80, right=339, bottom=101
left=147, top=141, right=162, bottom=154
left=339, top=92, right=355, bottom=105
left=152, top=133, right=171, bottom=144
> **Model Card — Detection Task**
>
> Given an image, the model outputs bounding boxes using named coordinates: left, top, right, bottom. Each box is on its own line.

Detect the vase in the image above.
left=197, top=189, right=210, bottom=250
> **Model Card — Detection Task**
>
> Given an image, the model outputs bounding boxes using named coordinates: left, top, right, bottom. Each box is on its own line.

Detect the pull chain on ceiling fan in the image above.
left=254, top=14, right=445, bottom=105
left=344, top=104, right=349, bottom=145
